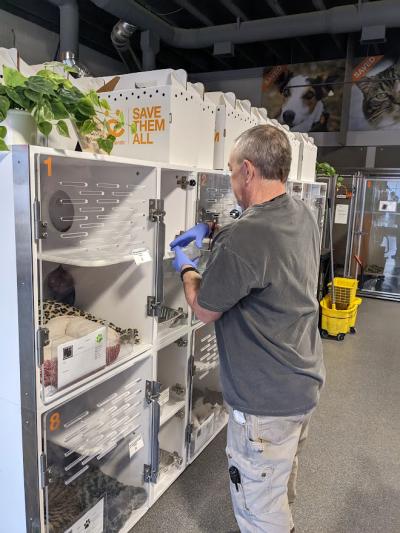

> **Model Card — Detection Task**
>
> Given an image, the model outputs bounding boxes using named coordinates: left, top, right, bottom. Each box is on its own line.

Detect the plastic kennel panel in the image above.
left=296, top=133, right=318, bottom=183
left=161, top=168, right=196, bottom=259
left=236, top=99, right=257, bottom=131
left=197, top=171, right=237, bottom=228
left=158, top=258, right=189, bottom=344
left=206, top=92, right=243, bottom=170
left=35, top=152, right=156, bottom=402
left=157, top=337, right=188, bottom=428
left=251, top=107, right=268, bottom=125
left=188, top=82, right=216, bottom=170
left=98, top=69, right=201, bottom=167
left=42, top=355, right=153, bottom=533
left=189, top=323, right=227, bottom=459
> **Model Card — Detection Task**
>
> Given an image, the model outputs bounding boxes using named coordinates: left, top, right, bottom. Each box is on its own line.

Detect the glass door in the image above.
left=43, top=356, right=153, bottom=533
left=350, top=174, right=400, bottom=300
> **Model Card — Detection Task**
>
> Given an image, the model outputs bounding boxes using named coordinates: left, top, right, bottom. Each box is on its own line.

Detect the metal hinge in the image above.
left=188, top=355, right=195, bottom=379
left=147, top=296, right=161, bottom=317
left=36, top=327, right=49, bottom=367
left=33, top=199, right=48, bottom=240
left=185, top=423, right=193, bottom=445
left=176, top=176, right=197, bottom=190
left=175, top=337, right=188, bottom=347
left=144, top=464, right=152, bottom=483
left=39, top=453, right=49, bottom=488
left=149, top=199, right=165, bottom=222
left=145, top=380, right=161, bottom=404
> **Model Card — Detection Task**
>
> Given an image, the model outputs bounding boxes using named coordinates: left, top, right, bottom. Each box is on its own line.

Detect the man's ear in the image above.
left=243, top=159, right=255, bottom=183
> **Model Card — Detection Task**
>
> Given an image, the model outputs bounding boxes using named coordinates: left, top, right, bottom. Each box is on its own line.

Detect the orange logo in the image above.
left=107, top=118, right=125, bottom=137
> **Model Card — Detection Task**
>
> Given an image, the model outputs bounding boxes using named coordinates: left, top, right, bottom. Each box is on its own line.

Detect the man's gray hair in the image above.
left=233, top=124, right=292, bottom=182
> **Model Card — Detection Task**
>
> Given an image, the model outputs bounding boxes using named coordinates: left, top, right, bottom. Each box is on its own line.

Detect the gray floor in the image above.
left=132, top=298, right=400, bottom=533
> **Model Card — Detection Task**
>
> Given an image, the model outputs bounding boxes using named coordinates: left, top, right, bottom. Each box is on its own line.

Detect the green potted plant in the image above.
left=0, top=63, right=123, bottom=154
left=316, top=162, right=344, bottom=189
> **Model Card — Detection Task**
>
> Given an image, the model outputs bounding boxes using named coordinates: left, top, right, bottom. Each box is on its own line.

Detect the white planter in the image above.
left=2, top=109, right=38, bottom=146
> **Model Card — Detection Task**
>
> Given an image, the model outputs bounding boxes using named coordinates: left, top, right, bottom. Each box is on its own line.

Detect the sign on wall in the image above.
left=261, top=59, right=345, bottom=132
left=262, top=56, right=400, bottom=134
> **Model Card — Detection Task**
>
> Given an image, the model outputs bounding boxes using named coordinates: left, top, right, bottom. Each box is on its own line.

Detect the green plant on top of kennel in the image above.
left=0, top=63, right=123, bottom=154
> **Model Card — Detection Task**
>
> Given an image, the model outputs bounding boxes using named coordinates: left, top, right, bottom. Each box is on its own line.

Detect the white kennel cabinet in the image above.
left=0, top=146, right=233, bottom=533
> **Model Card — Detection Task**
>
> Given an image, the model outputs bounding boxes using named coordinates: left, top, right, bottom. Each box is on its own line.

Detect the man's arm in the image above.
left=182, top=269, right=222, bottom=324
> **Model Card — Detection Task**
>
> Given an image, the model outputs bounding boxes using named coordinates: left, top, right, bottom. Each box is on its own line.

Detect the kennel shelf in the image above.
left=40, top=246, right=153, bottom=268
left=160, top=399, right=186, bottom=427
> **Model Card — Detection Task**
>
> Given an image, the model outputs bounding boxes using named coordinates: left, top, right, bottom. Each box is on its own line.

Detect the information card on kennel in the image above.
left=64, top=497, right=104, bottom=533
left=57, top=327, right=107, bottom=389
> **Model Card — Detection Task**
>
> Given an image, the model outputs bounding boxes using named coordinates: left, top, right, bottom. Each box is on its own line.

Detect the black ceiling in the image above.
left=1, top=0, right=396, bottom=73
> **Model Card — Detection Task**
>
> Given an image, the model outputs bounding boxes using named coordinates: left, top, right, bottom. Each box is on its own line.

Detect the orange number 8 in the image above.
left=49, top=412, right=61, bottom=432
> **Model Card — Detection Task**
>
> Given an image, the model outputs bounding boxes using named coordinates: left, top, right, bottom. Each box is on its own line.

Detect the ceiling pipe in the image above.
left=111, top=20, right=142, bottom=71
left=311, top=0, right=344, bottom=53
left=90, top=0, right=400, bottom=49
left=264, top=0, right=314, bottom=59
left=140, top=30, right=160, bottom=70
left=174, top=0, right=214, bottom=26
left=47, top=0, right=90, bottom=76
left=172, top=0, right=232, bottom=69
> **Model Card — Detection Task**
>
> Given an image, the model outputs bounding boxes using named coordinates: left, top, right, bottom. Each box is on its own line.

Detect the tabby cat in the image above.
left=358, top=62, right=400, bottom=127
left=46, top=441, right=147, bottom=532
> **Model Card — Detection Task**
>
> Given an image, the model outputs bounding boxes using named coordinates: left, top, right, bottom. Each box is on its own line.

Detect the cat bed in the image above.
left=40, top=300, right=140, bottom=389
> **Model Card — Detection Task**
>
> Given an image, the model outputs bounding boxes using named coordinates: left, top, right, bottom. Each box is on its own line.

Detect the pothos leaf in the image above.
left=77, top=98, right=96, bottom=117
left=79, top=119, right=97, bottom=135
left=0, top=126, right=7, bottom=138
left=99, top=98, right=111, bottom=111
left=4, top=86, right=29, bottom=109
left=0, top=138, right=9, bottom=151
left=87, top=91, right=100, bottom=107
left=0, top=95, right=10, bottom=116
left=97, top=137, right=114, bottom=155
left=3, top=65, right=27, bottom=88
left=37, top=121, right=52, bottom=136
left=56, top=120, right=70, bottom=137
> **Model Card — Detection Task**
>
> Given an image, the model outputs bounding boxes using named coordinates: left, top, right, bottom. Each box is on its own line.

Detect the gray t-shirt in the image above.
left=198, top=194, right=325, bottom=416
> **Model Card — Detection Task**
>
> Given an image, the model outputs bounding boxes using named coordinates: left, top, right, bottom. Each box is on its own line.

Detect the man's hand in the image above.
left=170, top=223, right=210, bottom=250
left=171, top=245, right=199, bottom=272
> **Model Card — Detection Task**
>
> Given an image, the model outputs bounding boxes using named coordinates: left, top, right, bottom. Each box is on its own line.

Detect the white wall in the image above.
left=190, top=67, right=264, bottom=106
left=0, top=8, right=124, bottom=76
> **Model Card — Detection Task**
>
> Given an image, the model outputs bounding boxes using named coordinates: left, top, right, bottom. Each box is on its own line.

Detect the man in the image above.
left=170, top=125, right=325, bottom=533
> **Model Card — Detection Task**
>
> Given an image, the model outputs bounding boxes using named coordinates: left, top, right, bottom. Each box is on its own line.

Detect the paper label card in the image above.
left=379, top=201, right=397, bottom=212
left=64, top=498, right=104, bottom=533
left=129, top=434, right=144, bottom=459
left=334, top=204, right=349, bottom=225
left=132, top=249, right=152, bottom=265
left=57, top=327, right=107, bottom=389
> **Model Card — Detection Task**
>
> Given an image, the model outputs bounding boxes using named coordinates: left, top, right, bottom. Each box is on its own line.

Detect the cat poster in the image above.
left=261, top=59, right=345, bottom=133
left=349, top=55, right=400, bottom=131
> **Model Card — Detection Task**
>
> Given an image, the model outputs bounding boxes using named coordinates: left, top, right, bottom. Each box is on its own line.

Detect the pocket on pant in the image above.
left=253, top=414, right=305, bottom=446
left=226, top=446, right=274, bottom=517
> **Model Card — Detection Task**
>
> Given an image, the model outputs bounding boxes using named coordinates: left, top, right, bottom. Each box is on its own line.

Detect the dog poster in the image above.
left=261, top=60, right=345, bottom=132
left=349, top=55, right=400, bottom=131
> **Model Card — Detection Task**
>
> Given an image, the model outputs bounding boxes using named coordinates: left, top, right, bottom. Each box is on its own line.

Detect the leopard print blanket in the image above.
left=40, top=299, right=140, bottom=345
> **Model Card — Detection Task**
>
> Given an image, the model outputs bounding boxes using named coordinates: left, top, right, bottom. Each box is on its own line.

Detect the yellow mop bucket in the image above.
left=320, top=295, right=362, bottom=341
left=328, top=277, right=359, bottom=310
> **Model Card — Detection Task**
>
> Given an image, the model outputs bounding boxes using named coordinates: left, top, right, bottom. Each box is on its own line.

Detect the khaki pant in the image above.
left=226, top=406, right=312, bottom=533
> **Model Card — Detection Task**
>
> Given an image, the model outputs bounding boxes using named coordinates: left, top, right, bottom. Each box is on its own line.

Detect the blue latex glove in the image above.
left=172, top=245, right=199, bottom=273
left=170, top=223, right=210, bottom=250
